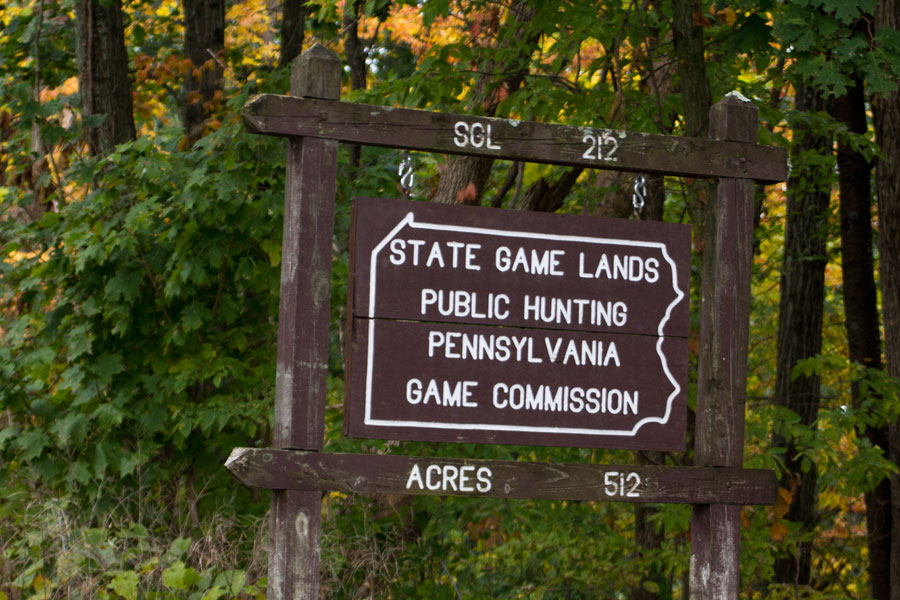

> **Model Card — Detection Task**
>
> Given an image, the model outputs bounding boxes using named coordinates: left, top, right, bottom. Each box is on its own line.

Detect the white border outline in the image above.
left=363, top=211, right=685, bottom=438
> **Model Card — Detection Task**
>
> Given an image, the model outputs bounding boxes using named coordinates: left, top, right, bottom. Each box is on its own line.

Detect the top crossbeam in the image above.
left=241, top=94, right=789, bottom=183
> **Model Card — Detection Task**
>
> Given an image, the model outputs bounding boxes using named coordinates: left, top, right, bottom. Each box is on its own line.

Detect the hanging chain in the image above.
left=632, top=173, right=646, bottom=218
left=398, top=150, right=414, bottom=198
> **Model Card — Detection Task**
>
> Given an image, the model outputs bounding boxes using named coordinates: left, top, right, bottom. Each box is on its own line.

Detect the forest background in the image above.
left=2, top=0, right=900, bottom=598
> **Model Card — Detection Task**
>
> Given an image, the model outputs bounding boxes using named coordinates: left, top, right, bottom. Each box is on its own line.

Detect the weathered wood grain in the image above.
left=226, top=448, right=777, bottom=506
left=273, top=45, right=339, bottom=451
left=690, top=93, right=758, bottom=600
left=241, top=94, right=789, bottom=183
left=268, top=43, right=340, bottom=600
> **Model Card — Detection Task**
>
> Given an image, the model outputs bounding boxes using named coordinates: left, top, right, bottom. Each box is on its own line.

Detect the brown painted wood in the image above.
left=227, top=448, right=777, bottom=505
left=268, top=43, right=340, bottom=600
left=344, top=196, right=690, bottom=450
left=690, top=93, right=758, bottom=600
left=349, top=197, right=691, bottom=337
left=241, top=94, right=789, bottom=183
left=346, top=317, right=688, bottom=450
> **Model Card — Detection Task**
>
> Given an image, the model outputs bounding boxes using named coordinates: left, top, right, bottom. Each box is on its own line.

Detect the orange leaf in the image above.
left=456, top=182, right=478, bottom=204
left=692, top=10, right=713, bottom=28
left=769, top=521, right=788, bottom=542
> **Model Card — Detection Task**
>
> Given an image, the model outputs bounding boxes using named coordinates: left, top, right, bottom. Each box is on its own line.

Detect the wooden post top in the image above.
left=291, top=43, right=341, bottom=99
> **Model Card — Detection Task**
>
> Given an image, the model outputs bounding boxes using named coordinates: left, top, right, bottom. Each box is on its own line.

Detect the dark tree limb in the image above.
left=490, top=161, right=520, bottom=208
left=515, top=167, right=582, bottom=213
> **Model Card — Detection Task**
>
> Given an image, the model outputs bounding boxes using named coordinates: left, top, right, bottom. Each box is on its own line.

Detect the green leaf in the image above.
left=728, top=14, right=771, bottom=54
left=104, top=269, right=143, bottom=303
left=68, top=460, right=91, bottom=485
left=93, top=353, right=124, bottom=385
left=162, top=561, right=201, bottom=590
left=201, top=587, right=227, bottom=600
left=260, top=239, right=281, bottom=267
left=0, top=426, right=18, bottom=452
left=92, top=403, right=126, bottom=428
left=13, top=430, right=50, bottom=462
left=108, top=570, right=139, bottom=600
left=181, top=302, right=210, bottom=332
left=52, top=413, right=89, bottom=447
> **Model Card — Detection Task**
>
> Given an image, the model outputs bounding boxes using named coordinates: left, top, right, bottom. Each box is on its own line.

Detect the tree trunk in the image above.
left=279, top=0, right=306, bottom=67
left=74, top=0, right=136, bottom=156
left=831, top=75, right=892, bottom=600
left=343, top=0, right=366, bottom=175
left=671, top=0, right=713, bottom=244
left=432, top=2, right=538, bottom=206
left=874, top=3, right=900, bottom=598
left=771, top=81, right=832, bottom=587
left=181, top=0, right=225, bottom=145
left=671, top=0, right=711, bottom=139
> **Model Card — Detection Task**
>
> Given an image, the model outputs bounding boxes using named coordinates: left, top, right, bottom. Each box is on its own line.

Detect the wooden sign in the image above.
left=241, top=95, right=789, bottom=183
left=234, top=45, right=788, bottom=600
left=226, top=448, right=777, bottom=506
left=345, top=197, right=691, bottom=450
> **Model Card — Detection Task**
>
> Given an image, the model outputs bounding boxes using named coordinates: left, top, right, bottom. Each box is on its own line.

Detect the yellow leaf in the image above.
left=723, top=7, right=737, bottom=26
left=774, top=486, right=792, bottom=519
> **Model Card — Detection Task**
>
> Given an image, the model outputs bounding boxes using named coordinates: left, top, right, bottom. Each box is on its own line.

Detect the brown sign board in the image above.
left=345, top=197, right=691, bottom=451
left=226, top=448, right=777, bottom=506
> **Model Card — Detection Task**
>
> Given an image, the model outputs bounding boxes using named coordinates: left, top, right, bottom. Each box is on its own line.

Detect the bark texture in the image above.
left=432, top=2, right=538, bottom=206
left=74, top=0, right=136, bottom=155
left=343, top=0, right=366, bottom=175
left=182, top=0, right=225, bottom=145
left=831, top=75, right=892, bottom=600
left=671, top=0, right=713, bottom=247
left=279, top=0, right=307, bottom=67
left=671, top=0, right=711, bottom=138
left=874, top=3, right=900, bottom=598
left=772, top=81, right=832, bottom=587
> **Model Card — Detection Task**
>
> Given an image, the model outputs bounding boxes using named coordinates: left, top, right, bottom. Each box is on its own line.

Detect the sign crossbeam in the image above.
left=225, top=448, right=776, bottom=506
left=241, top=94, right=789, bottom=183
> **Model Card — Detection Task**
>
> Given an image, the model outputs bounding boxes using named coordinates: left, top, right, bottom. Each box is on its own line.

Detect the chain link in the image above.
left=398, top=151, right=414, bottom=198
left=632, top=173, right=646, bottom=218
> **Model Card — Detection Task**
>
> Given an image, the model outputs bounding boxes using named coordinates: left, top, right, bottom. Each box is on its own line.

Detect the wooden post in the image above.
left=269, top=43, right=340, bottom=600
left=690, top=93, right=758, bottom=598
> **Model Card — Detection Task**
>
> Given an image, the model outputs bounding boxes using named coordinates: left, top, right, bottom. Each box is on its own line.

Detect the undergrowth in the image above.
left=0, top=472, right=268, bottom=600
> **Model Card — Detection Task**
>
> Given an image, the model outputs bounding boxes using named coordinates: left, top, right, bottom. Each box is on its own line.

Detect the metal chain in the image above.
left=398, top=151, right=414, bottom=198
left=632, top=173, right=646, bottom=218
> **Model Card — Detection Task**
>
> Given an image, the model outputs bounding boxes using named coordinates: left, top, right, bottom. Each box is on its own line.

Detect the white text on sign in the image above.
left=405, top=464, right=493, bottom=493
left=582, top=131, right=621, bottom=162
left=604, top=471, right=642, bottom=498
left=453, top=121, right=502, bottom=150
